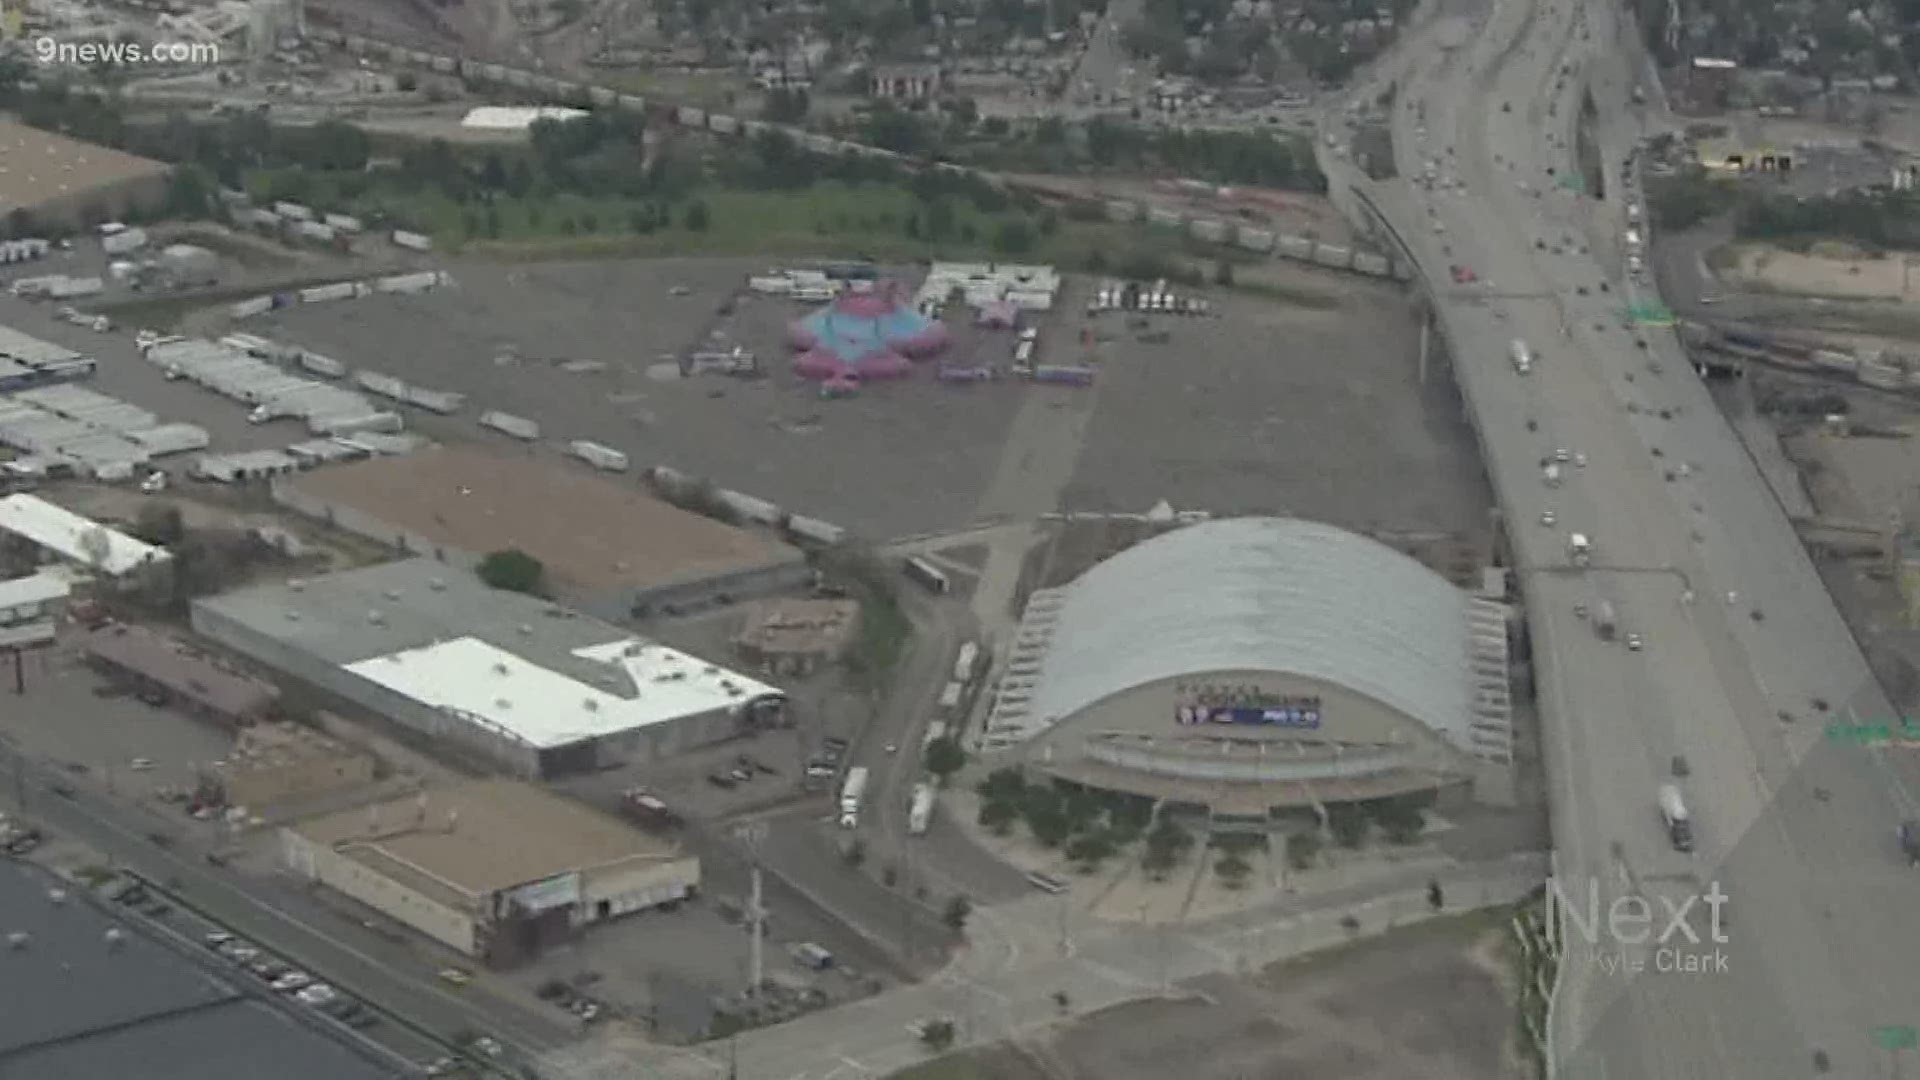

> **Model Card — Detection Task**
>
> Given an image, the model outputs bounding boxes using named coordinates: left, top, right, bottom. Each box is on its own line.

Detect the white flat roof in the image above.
left=343, top=636, right=783, bottom=750
left=0, top=494, right=171, bottom=576
left=460, top=106, right=589, bottom=130
left=0, top=571, right=69, bottom=613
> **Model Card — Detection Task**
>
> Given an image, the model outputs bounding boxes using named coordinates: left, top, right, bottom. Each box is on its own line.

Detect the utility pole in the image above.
left=736, top=823, right=767, bottom=1000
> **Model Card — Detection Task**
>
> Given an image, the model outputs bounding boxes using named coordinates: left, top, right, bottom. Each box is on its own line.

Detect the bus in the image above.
left=953, top=641, right=979, bottom=683
left=904, top=556, right=949, bottom=594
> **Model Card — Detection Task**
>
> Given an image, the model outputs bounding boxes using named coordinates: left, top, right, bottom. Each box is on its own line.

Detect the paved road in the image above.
left=0, top=737, right=575, bottom=1068
left=1324, top=0, right=1920, bottom=1076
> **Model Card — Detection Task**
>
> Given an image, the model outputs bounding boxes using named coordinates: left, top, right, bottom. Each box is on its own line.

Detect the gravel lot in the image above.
left=1040, top=914, right=1524, bottom=1080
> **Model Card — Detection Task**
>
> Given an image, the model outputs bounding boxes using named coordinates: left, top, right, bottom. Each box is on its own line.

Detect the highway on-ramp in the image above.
left=1325, top=0, right=1920, bottom=1076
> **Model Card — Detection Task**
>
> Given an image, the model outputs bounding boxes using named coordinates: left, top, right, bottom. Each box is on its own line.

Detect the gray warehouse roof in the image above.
left=190, top=558, right=778, bottom=712
left=0, top=859, right=399, bottom=1080
left=1012, top=518, right=1473, bottom=748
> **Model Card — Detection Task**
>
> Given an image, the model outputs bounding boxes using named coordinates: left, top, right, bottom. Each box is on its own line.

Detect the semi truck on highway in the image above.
left=839, top=766, right=869, bottom=828
left=907, top=783, right=935, bottom=836
left=1659, top=784, right=1695, bottom=852
left=1594, top=601, right=1617, bottom=640
left=1568, top=533, right=1592, bottom=565
left=1509, top=338, right=1533, bottom=373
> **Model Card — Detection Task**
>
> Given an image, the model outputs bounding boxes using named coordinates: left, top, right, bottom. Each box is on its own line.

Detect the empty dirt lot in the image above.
left=892, top=912, right=1527, bottom=1080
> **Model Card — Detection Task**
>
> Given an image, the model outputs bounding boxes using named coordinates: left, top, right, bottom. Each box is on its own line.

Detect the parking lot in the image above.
left=1064, top=273, right=1491, bottom=535
left=499, top=884, right=885, bottom=1045
left=4, top=642, right=239, bottom=811
left=243, top=256, right=1042, bottom=540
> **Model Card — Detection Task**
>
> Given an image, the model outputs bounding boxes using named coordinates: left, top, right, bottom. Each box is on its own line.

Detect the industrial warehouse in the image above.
left=190, top=558, right=788, bottom=778
left=984, top=518, right=1514, bottom=817
left=281, top=779, right=700, bottom=966
left=271, top=445, right=811, bottom=620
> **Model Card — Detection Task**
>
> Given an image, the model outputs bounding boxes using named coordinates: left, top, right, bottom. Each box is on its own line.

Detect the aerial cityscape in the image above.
left=3, top=0, right=1920, bottom=1076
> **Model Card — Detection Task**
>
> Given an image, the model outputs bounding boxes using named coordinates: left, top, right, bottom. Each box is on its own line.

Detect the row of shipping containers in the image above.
left=644, top=465, right=847, bottom=546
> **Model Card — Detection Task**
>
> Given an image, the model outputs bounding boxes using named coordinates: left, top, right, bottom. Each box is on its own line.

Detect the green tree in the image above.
left=977, top=767, right=1026, bottom=802
left=1142, top=817, right=1192, bottom=876
left=477, top=549, right=544, bottom=593
left=1065, top=830, right=1116, bottom=870
left=918, top=1017, right=956, bottom=1051
left=763, top=87, right=811, bottom=123
left=684, top=199, right=711, bottom=231
left=1284, top=830, right=1321, bottom=871
left=943, top=894, right=972, bottom=930
left=1215, top=852, right=1252, bottom=888
left=978, top=797, right=1019, bottom=834
left=924, top=735, right=967, bottom=785
left=1329, top=806, right=1369, bottom=848
left=133, top=503, right=184, bottom=546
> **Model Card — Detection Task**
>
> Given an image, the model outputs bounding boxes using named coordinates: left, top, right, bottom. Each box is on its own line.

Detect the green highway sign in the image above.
left=1873, top=1025, right=1918, bottom=1051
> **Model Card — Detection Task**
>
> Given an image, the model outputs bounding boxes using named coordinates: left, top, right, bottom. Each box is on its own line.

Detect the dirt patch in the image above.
left=1024, top=913, right=1526, bottom=1080
left=1720, top=241, right=1920, bottom=301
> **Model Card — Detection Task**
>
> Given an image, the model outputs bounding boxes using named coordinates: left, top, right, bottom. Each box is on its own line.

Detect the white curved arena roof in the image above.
left=1018, top=518, right=1472, bottom=746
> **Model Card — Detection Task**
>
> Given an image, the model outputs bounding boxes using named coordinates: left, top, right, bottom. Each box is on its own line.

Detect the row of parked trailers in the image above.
left=646, top=465, right=848, bottom=547
left=0, top=385, right=210, bottom=480
left=228, top=271, right=450, bottom=322
left=145, top=338, right=403, bottom=436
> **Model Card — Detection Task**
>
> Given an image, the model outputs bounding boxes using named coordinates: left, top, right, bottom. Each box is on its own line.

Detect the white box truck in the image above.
left=839, top=766, right=869, bottom=828
left=907, top=783, right=935, bottom=836
left=1658, top=784, right=1694, bottom=852
left=1510, top=338, right=1533, bottom=374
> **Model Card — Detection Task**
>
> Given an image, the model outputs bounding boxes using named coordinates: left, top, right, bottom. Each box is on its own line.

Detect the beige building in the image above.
left=214, top=721, right=376, bottom=811
left=271, top=446, right=809, bottom=621
left=733, top=597, right=859, bottom=676
left=281, top=780, right=700, bottom=965
left=0, top=119, right=171, bottom=231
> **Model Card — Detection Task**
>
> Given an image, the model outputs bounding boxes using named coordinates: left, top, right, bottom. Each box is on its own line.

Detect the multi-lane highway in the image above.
left=1325, top=0, right=1920, bottom=1076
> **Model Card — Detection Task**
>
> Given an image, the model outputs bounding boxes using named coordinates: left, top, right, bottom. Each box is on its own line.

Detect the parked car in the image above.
left=436, top=967, right=472, bottom=987
left=707, top=773, right=737, bottom=789
left=271, top=972, right=313, bottom=992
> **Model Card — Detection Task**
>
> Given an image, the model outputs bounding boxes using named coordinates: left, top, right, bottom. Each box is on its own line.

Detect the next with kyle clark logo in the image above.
left=1549, top=875, right=1732, bottom=975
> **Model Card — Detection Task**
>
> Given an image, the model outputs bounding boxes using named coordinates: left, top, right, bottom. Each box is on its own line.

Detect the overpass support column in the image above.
left=1418, top=309, right=1430, bottom=386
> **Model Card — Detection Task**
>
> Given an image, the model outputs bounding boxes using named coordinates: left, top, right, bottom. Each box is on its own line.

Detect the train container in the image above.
left=1310, top=243, right=1353, bottom=269
left=300, top=282, right=358, bottom=304
left=404, top=387, right=466, bottom=414
left=1032, top=364, right=1095, bottom=385
left=479, top=410, right=540, bottom=441
left=1275, top=234, right=1315, bottom=261
left=228, top=296, right=273, bottom=320
left=786, top=514, right=845, bottom=546
left=716, top=488, right=785, bottom=525
left=298, top=352, right=347, bottom=378
left=568, top=440, right=630, bottom=472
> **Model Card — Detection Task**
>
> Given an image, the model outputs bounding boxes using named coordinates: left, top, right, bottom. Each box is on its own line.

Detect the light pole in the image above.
left=735, top=823, right=768, bottom=1000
